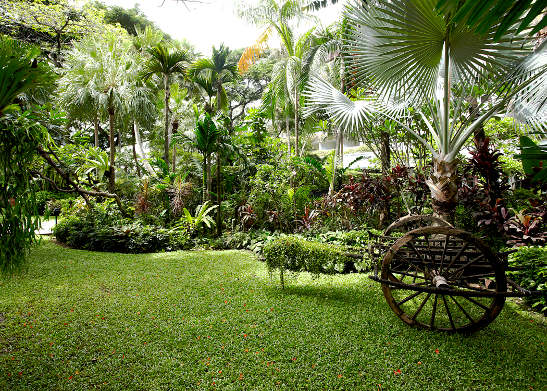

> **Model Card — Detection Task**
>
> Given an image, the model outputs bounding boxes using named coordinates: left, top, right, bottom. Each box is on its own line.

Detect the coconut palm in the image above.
left=305, top=0, right=546, bottom=222
left=142, top=43, right=190, bottom=167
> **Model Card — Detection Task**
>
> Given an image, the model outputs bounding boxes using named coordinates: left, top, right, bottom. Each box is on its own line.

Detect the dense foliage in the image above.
left=507, top=246, right=547, bottom=314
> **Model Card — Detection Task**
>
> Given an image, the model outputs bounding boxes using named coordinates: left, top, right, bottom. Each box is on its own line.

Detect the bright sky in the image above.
left=99, top=0, right=345, bottom=55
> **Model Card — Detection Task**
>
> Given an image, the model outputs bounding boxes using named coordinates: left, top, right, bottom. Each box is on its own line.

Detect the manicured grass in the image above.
left=1, top=240, right=546, bottom=390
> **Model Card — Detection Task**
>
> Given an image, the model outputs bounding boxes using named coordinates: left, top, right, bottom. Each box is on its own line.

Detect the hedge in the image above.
left=263, top=236, right=368, bottom=287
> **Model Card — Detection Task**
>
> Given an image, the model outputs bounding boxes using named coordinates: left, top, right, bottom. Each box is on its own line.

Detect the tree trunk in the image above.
left=340, top=132, right=343, bottom=163
left=379, top=130, right=391, bottom=226
left=380, top=130, right=391, bottom=175
left=164, top=74, right=171, bottom=168
left=216, top=142, right=222, bottom=237
left=469, top=97, right=486, bottom=148
left=202, top=155, right=208, bottom=202
left=294, top=86, right=299, bottom=157
left=286, top=116, right=291, bottom=157
left=172, top=145, right=176, bottom=172
left=132, top=125, right=141, bottom=177
left=207, top=157, right=212, bottom=198
left=134, top=122, right=156, bottom=177
left=94, top=116, right=99, bottom=148
left=329, top=129, right=340, bottom=196
left=108, top=106, right=116, bottom=193
left=427, top=157, right=458, bottom=224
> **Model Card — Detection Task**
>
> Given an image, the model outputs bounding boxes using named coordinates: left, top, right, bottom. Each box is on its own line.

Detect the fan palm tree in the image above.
left=142, top=43, right=190, bottom=167
left=305, top=0, right=546, bottom=222
left=62, top=32, right=137, bottom=192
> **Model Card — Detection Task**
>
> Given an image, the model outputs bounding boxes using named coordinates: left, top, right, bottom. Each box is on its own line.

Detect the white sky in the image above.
left=98, top=0, right=345, bottom=55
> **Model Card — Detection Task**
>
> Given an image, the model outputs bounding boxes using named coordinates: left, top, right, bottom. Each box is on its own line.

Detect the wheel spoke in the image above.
left=408, top=241, right=427, bottom=271
left=439, top=235, right=450, bottom=274
left=396, top=290, right=422, bottom=306
left=448, top=254, right=485, bottom=279
left=430, top=294, right=438, bottom=328
left=462, top=295, right=489, bottom=311
left=411, top=292, right=431, bottom=320
left=424, top=234, right=434, bottom=269
left=444, top=242, right=469, bottom=272
left=442, top=295, right=456, bottom=330
left=450, top=296, right=475, bottom=324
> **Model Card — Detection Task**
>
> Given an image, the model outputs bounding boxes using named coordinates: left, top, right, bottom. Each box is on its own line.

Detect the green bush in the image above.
left=263, top=236, right=359, bottom=287
left=507, top=246, right=547, bottom=313
left=53, top=214, right=191, bottom=253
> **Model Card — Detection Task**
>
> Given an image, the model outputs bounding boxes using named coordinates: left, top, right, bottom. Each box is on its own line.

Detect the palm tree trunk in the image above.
left=286, top=116, right=291, bottom=156
left=132, top=128, right=141, bottom=177
left=207, top=157, right=212, bottom=198
left=294, top=86, right=299, bottom=157
left=164, top=74, right=171, bottom=168
left=340, top=132, right=343, bottom=162
left=94, top=116, right=99, bottom=148
left=216, top=142, right=222, bottom=237
left=202, top=154, right=208, bottom=202
left=134, top=122, right=156, bottom=177
left=329, top=129, right=340, bottom=196
left=427, top=157, right=458, bottom=224
left=379, top=130, right=391, bottom=226
left=108, top=106, right=116, bottom=193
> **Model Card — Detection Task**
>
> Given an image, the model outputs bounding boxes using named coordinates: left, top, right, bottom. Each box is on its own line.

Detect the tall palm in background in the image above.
left=272, top=24, right=316, bottom=157
left=188, top=44, right=237, bottom=114
left=62, top=32, right=138, bottom=192
left=142, top=43, right=190, bottom=168
left=179, top=109, right=220, bottom=201
left=305, top=0, right=546, bottom=222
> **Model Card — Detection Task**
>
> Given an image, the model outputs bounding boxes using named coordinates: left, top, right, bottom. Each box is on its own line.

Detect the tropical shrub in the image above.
left=247, top=159, right=324, bottom=231
left=507, top=246, right=547, bottom=313
left=263, top=236, right=364, bottom=287
left=176, top=201, right=217, bottom=236
left=503, top=207, right=546, bottom=247
left=53, top=215, right=191, bottom=253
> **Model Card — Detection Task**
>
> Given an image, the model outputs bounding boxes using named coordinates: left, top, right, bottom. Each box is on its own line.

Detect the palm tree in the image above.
left=142, top=43, right=190, bottom=167
left=305, top=0, right=546, bottom=222
left=188, top=44, right=237, bottom=114
left=263, top=23, right=317, bottom=157
left=179, top=109, right=220, bottom=201
left=62, top=32, right=137, bottom=192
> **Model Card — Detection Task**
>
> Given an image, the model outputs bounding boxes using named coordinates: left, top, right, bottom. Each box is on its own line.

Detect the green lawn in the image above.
left=1, top=240, right=545, bottom=390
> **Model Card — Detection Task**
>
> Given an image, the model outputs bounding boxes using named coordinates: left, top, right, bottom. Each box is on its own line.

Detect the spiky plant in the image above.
left=304, top=0, right=546, bottom=221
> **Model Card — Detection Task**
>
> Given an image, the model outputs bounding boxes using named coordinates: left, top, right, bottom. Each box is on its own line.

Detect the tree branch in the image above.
left=36, top=146, right=129, bottom=217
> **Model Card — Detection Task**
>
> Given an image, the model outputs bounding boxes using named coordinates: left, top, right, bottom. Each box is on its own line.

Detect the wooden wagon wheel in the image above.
left=384, top=215, right=452, bottom=236
left=381, top=226, right=506, bottom=333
